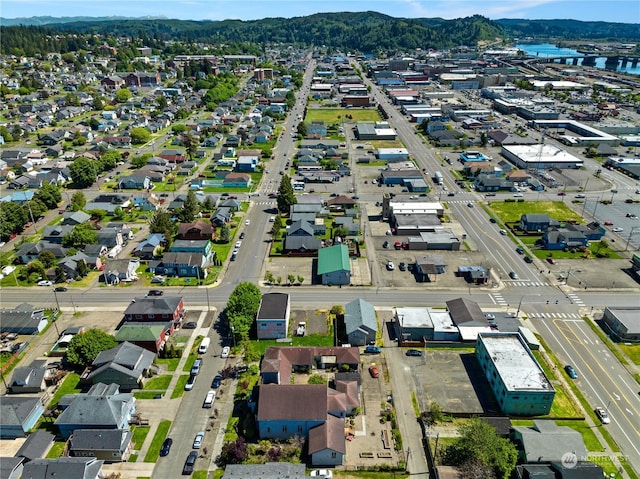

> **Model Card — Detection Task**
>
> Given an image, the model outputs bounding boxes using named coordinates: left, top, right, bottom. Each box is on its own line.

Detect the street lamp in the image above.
left=515, top=294, right=541, bottom=318
left=625, top=226, right=640, bottom=251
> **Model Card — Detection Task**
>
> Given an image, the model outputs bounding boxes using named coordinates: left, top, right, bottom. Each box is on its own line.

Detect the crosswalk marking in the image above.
left=566, top=293, right=585, bottom=306
left=491, top=293, right=507, bottom=305
left=505, top=280, right=550, bottom=287
left=528, top=312, right=580, bottom=319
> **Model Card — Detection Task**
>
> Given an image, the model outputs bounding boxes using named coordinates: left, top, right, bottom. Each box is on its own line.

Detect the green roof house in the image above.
left=317, top=244, right=351, bottom=286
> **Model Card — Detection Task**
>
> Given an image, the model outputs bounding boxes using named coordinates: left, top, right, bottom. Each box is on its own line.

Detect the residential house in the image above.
left=211, top=207, right=232, bottom=226
left=85, top=194, right=131, bottom=214
left=57, top=252, right=89, bottom=280
left=8, top=360, right=48, bottom=394
left=256, top=293, right=291, bottom=340
left=158, top=252, right=205, bottom=278
left=224, top=134, right=241, bottom=147
left=68, top=429, right=133, bottom=462
left=20, top=457, right=105, bottom=479
left=177, top=221, right=215, bottom=241
left=158, top=150, right=187, bottom=164
left=61, top=211, right=91, bottom=226
left=317, top=244, right=351, bottom=286
left=520, top=214, right=556, bottom=233
left=284, top=220, right=321, bottom=254
left=42, top=225, right=75, bottom=244
left=0, top=457, right=23, bottom=479
left=15, top=241, right=67, bottom=264
left=170, top=239, right=214, bottom=262
left=219, top=198, right=241, bottom=211
left=474, top=174, right=516, bottom=192
left=236, top=155, right=258, bottom=172
left=222, top=172, right=251, bottom=188
left=132, top=233, right=164, bottom=259
left=308, top=414, right=347, bottom=466
left=132, top=192, right=160, bottom=211
left=510, top=420, right=587, bottom=464
left=55, top=383, right=136, bottom=438
left=102, top=258, right=139, bottom=285
left=0, top=305, right=48, bottom=335
left=117, top=175, right=151, bottom=190
left=123, top=296, right=185, bottom=323
left=14, top=430, right=55, bottom=462
left=343, top=299, right=377, bottom=346
left=115, top=323, right=173, bottom=354
left=83, top=342, right=155, bottom=391
left=0, top=397, right=45, bottom=438
left=542, top=226, right=589, bottom=250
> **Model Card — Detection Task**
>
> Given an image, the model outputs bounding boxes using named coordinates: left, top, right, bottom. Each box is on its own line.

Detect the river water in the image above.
left=515, top=43, right=640, bottom=76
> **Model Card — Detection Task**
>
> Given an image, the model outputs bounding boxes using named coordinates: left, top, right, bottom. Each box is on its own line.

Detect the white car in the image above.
left=235, top=241, right=242, bottom=248
left=513, top=193, right=524, bottom=198
left=221, top=346, right=231, bottom=358
left=595, top=407, right=610, bottom=424
left=386, top=261, right=395, bottom=271
left=192, top=431, right=205, bottom=449
left=245, top=219, right=250, bottom=225
left=310, top=470, right=333, bottom=479
left=612, top=227, right=624, bottom=232
left=37, top=280, right=53, bottom=286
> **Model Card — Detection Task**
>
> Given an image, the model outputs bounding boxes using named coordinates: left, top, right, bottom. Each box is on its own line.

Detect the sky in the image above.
left=1, top=0, right=638, bottom=24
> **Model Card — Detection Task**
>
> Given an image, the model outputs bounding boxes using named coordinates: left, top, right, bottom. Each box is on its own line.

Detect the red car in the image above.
left=604, top=221, right=613, bottom=226
left=394, top=241, right=402, bottom=249
left=368, top=365, right=379, bottom=378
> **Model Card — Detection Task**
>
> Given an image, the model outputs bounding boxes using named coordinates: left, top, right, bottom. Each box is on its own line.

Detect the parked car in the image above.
left=612, top=227, right=624, bottom=232
left=182, top=321, right=197, bottom=329
left=515, top=247, right=524, bottom=254
left=147, top=289, right=163, bottom=296
left=387, top=261, right=395, bottom=271
left=203, top=390, right=215, bottom=408
left=310, top=470, right=333, bottom=479
left=221, top=346, right=230, bottom=358
left=160, top=437, right=173, bottom=457
left=513, top=193, right=523, bottom=198
left=564, top=364, right=578, bottom=379
left=575, top=194, right=586, bottom=199
left=382, top=240, right=389, bottom=249
left=595, top=406, right=610, bottom=424
left=192, top=431, right=205, bottom=449
left=239, top=232, right=245, bottom=239
left=212, top=374, right=222, bottom=389
left=405, top=349, right=423, bottom=357
left=37, top=280, right=53, bottom=286
left=485, top=313, right=496, bottom=320
left=524, top=256, right=533, bottom=263
left=490, top=218, right=497, bottom=223
left=499, top=229, right=507, bottom=235
left=182, top=451, right=197, bottom=475
left=54, top=287, right=68, bottom=292
left=190, top=358, right=202, bottom=376
left=185, top=374, right=197, bottom=391
left=604, top=221, right=614, bottom=226
left=394, top=241, right=402, bottom=250
left=399, top=262, right=406, bottom=271
left=364, top=345, right=381, bottom=354
left=485, top=193, right=496, bottom=197
left=368, top=365, right=380, bottom=378
left=546, top=257, right=557, bottom=265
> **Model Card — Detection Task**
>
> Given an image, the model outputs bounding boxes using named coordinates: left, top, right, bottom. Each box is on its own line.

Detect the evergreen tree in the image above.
left=276, top=174, right=296, bottom=213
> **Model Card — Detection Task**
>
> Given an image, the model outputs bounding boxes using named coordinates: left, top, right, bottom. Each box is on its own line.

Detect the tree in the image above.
left=130, top=153, right=151, bottom=168
left=216, top=437, right=248, bottom=467
left=115, top=87, right=132, bottom=103
left=0, top=201, right=28, bottom=240
left=0, top=125, right=13, bottom=142
left=38, top=250, right=57, bottom=269
left=178, top=189, right=198, bottom=222
left=224, top=282, right=262, bottom=340
left=130, top=127, right=151, bottom=144
left=69, top=157, right=98, bottom=188
left=296, top=121, right=307, bottom=137
left=215, top=224, right=229, bottom=243
left=333, top=226, right=349, bottom=240
left=277, top=174, right=296, bottom=213
left=35, top=182, right=62, bottom=210
left=65, top=328, right=117, bottom=368
left=149, top=210, right=178, bottom=246
left=308, top=374, right=326, bottom=384
left=62, top=223, right=98, bottom=248
left=70, top=191, right=86, bottom=211
left=442, top=418, right=517, bottom=479
left=183, top=131, right=198, bottom=160
left=287, top=274, right=295, bottom=285
left=100, top=150, right=121, bottom=170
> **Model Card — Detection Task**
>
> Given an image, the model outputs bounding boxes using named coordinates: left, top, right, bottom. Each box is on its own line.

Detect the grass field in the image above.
left=154, top=357, right=181, bottom=371
left=305, top=108, right=381, bottom=124
left=489, top=201, right=583, bottom=223
left=171, top=375, right=189, bottom=399
left=618, top=343, right=640, bottom=365
left=130, top=426, right=151, bottom=461
left=48, top=373, right=81, bottom=408
left=144, top=420, right=172, bottom=462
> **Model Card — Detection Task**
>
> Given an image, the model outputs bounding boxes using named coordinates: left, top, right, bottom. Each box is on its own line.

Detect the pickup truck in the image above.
left=296, top=322, right=307, bottom=336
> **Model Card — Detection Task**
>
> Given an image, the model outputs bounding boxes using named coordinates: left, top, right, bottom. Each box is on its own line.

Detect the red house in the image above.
left=177, top=221, right=215, bottom=241
left=123, top=296, right=185, bottom=324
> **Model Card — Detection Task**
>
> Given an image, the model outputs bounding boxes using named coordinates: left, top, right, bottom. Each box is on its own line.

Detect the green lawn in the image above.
left=618, top=343, right=640, bottom=365
left=557, top=420, right=603, bottom=451
left=144, top=420, right=172, bottom=462
left=252, top=334, right=335, bottom=356
left=489, top=200, right=583, bottom=223
left=155, top=357, right=181, bottom=371
left=48, top=373, right=81, bottom=408
left=305, top=108, right=381, bottom=123
left=46, top=441, right=66, bottom=458
left=130, top=426, right=151, bottom=460
left=143, top=375, right=172, bottom=390
left=171, top=375, right=189, bottom=399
